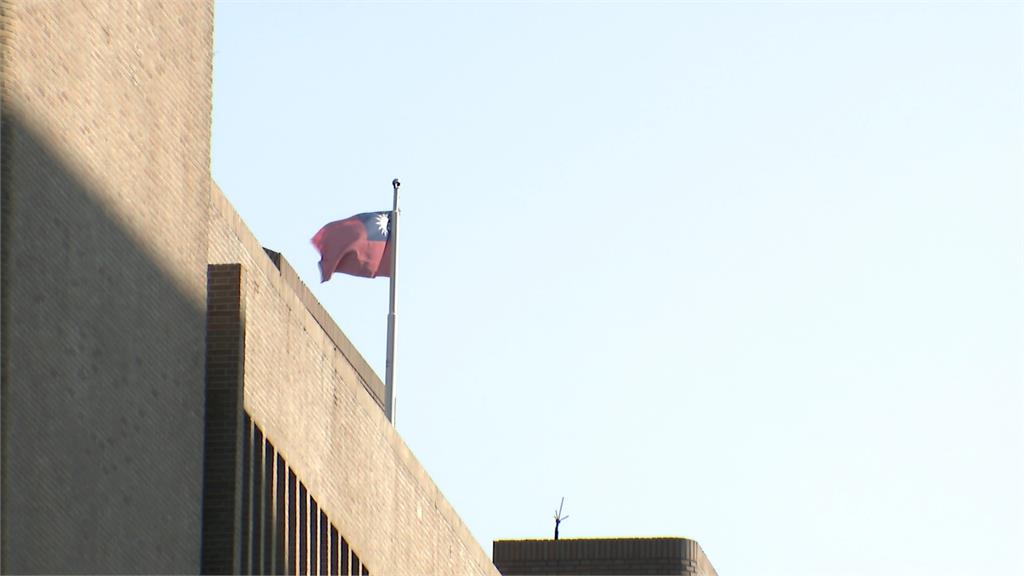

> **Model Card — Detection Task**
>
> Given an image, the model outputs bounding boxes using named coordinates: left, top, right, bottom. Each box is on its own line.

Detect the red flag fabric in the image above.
left=311, top=211, right=392, bottom=282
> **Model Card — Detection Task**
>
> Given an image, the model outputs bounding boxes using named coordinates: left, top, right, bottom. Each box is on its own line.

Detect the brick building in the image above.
left=493, top=538, right=718, bottom=576
left=1, top=1, right=496, bottom=574
left=1, top=2, right=716, bottom=575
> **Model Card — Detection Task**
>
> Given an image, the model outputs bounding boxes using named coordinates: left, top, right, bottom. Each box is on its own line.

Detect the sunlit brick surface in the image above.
left=208, top=184, right=499, bottom=576
left=2, top=2, right=499, bottom=573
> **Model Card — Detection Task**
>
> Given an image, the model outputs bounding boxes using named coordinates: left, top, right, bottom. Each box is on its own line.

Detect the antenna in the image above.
left=554, top=497, right=569, bottom=540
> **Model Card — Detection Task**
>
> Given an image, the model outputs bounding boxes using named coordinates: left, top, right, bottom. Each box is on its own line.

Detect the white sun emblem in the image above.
left=375, top=213, right=390, bottom=238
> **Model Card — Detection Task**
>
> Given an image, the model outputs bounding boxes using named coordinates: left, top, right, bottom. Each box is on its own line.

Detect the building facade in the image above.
left=493, top=538, right=718, bottom=576
left=0, top=2, right=498, bottom=574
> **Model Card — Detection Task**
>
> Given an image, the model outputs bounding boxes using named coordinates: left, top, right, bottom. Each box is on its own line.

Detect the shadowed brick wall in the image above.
left=2, top=1, right=502, bottom=573
left=493, top=538, right=719, bottom=576
left=1, top=0, right=213, bottom=572
left=203, top=264, right=247, bottom=574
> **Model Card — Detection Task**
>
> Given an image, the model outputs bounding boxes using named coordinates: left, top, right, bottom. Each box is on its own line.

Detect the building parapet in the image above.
left=493, top=537, right=718, bottom=576
left=209, top=182, right=385, bottom=410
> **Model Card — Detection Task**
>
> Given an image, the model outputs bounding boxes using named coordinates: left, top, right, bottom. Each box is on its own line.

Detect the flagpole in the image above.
left=384, top=178, right=400, bottom=423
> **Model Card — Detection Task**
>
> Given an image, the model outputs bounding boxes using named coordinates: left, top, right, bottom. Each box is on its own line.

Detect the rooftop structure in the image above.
left=493, top=537, right=718, bottom=576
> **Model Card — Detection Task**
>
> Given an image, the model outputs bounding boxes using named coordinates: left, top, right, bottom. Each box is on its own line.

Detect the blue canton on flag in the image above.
left=357, top=212, right=391, bottom=241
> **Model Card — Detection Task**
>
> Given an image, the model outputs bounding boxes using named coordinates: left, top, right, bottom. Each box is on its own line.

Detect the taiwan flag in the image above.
left=312, top=211, right=393, bottom=282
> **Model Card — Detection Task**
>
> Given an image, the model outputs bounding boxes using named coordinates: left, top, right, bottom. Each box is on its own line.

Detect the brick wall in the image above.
left=2, top=1, right=501, bottom=573
left=202, top=264, right=247, bottom=574
left=493, top=538, right=719, bottom=576
left=202, top=265, right=372, bottom=576
left=0, top=0, right=213, bottom=572
left=207, top=183, right=500, bottom=576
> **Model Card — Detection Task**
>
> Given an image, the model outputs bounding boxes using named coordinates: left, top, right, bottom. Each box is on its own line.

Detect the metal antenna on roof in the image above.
left=554, top=497, right=569, bottom=540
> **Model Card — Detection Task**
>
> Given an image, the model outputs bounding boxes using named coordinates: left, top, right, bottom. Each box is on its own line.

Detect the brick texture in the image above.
left=3, top=1, right=503, bottom=573
left=202, top=264, right=247, bottom=575
left=1, top=0, right=213, bottom=572
left=208, top=183, right=499, bottom=576
left=493, top=538, right=719, bottom=576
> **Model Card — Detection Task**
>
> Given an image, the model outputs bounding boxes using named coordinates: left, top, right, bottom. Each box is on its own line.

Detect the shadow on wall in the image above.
left=1, top=110, right=208, bottom=573
left=238, top=412, right=369, bottom=576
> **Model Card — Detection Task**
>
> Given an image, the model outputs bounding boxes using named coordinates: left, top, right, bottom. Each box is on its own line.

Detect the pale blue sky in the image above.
left=212, top=2, right=1023, bottom=574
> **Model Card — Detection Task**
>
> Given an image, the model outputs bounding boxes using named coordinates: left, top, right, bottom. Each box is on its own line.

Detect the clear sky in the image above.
left=211, top=2, right=1023, bottom=574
